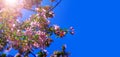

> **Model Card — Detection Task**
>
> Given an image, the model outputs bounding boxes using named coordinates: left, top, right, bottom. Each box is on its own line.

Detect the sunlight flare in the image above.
left=4, top=0, right=18, bottom=7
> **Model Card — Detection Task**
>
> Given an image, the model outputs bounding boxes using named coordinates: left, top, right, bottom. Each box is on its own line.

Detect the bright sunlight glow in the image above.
left=4, top=0, right=18, bottom=7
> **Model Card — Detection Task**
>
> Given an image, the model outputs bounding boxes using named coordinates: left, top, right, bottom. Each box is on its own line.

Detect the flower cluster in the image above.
left=0, top=0, right=74, bottom=57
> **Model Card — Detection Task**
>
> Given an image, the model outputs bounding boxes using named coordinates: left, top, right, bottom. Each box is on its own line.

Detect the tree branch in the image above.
left=30, top=51, right=36, bottom=57
left=49, top=0, right=62, bottom=11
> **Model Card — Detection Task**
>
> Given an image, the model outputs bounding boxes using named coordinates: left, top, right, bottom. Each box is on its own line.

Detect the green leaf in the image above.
left=34, top=34, right=39, bottom=39
left=0, top=24, right=3, bottom=29
left=1, top=54, right=6, bottom=57
left=21, top=36, right=28, bottom=40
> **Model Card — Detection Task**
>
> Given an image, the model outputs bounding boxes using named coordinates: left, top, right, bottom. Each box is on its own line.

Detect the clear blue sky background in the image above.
left=7, top=0, right=120, bottom=57
left=48, top=0, right=120, bottom=57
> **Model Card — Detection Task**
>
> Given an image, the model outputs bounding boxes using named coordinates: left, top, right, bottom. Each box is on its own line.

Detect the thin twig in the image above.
left=49, top=0, right=62, bottom=11
left=30, top=51, right=36, bottom=57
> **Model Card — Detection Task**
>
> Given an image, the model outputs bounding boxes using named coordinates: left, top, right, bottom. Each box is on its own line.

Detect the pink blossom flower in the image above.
left=17, top=29, right=20, bottom=32
left=30, top=21, right=39, bottom=27
left=33, top=42, right=39, bottom=48
left=23, top=45, right=29, bottom=51
left=35, top=8, right=39, bottom=11
left=44, top=20, right=50, bottom=25
left=36, top=31, right=47, bottom=41
left=24, top=27, right=33, bottom=36
left=54, top=25, right=60, bottom=30
left=70, top=26, right=75, bottom=35
left=70, top=31, right=74, bottom=35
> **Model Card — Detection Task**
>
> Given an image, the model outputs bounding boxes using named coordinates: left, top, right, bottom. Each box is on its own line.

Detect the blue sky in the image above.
left=49, top=0, right=120, bottom=57
left=7, top=0, right=120, bottom=57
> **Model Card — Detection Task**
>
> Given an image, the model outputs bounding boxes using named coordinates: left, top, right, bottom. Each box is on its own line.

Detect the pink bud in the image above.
left=54, top=25, right=60, bottom=30
left=12, top=24, right=15, bottom=27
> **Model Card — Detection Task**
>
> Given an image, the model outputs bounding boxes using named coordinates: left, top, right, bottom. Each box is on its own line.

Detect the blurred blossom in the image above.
left=0, top=0, right=74, bottom=56
left=30, top=21, right=39, bottom=27
left=25, top=27, right=33, bottom=36
left=12, top=24, right=15, bottom=27
left=54, top=25, right=60, bottom=30
left=33, top=42, right=39, bottom=48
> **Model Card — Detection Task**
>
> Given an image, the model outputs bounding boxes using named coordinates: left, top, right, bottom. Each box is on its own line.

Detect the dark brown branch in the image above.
left=30, top=51, right=36, bottom=57
left=49, top=0, right=62, bottom=11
